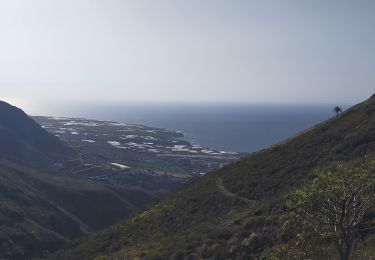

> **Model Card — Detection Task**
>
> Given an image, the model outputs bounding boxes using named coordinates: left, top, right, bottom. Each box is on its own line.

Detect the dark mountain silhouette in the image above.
left=0, top=101, right=77, bottom=167
left=0, top=101, right=157, bottom=259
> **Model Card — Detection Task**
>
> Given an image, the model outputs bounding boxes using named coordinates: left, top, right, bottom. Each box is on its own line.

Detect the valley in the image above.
left=57, top=95, right=375, bottom=259
left=2, top=95, right=375, bottom=259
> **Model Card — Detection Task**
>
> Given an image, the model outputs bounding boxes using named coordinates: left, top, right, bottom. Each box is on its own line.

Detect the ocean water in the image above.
left=42, top=102, right=347, bottom=153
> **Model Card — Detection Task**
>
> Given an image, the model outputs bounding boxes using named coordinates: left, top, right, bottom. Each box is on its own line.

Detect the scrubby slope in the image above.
left=57, top=94, right=375, bottom=259
left=0, top=159, right=156, bottom=259
left=0, top=101, right=159, bottom=259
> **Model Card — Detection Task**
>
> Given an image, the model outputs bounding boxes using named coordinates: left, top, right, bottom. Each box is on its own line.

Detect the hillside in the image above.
left=0, top=101, right=163, bottom=259
left=0, top=158, right=159, bottom=259
left=0, top=101, right=78, bottom=168
left=56, top=94, right=375, bottom=259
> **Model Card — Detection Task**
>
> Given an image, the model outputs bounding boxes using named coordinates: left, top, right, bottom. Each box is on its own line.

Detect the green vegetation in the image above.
left=56, top=94, right=375, bottom=259
left=126, top=159, right=191, bottom=175
left=270, top=160, right=375, bottom=259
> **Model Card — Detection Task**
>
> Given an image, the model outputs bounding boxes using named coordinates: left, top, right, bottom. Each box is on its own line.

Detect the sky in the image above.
left=0, top=0, right=374, bottom=111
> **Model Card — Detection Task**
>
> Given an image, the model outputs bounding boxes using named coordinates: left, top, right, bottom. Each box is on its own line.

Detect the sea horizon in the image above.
left=27, top=101, right=352, bottom=153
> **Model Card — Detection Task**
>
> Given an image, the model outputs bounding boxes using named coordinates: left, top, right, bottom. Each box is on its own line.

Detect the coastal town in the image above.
left=33, top=116, right=243, bottom=186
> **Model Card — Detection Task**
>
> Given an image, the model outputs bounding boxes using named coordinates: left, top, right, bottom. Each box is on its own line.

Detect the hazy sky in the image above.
left=0, top=0, right=374, bottom=109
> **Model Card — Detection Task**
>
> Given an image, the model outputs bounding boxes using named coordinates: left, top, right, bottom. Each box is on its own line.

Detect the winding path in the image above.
left=216, top=177, right=253, bottom=203
left=72, top=166, right=101, bottom=175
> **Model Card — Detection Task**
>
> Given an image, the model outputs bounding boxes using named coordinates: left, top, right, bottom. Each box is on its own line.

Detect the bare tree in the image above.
left=334, top=106, right=343, bottom=117
left=286, top=161, right=375, bottom=260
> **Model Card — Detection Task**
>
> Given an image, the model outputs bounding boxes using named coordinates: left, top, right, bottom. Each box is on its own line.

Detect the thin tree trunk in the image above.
left=338, top=238, right=352, bottom=260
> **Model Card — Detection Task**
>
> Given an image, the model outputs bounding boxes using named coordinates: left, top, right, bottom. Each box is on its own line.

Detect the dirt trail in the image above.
left=72, top=166, right=101, bottom=175
left=216, top=177, right=253, bottom=203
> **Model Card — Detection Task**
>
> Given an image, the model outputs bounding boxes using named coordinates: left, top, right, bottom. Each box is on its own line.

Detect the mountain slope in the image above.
left=0, top=101, right=78, bottom=167
left=57, top=94, right=375, bottom=259
left=0, top=158, right=157, bottom=259
left=0, top=101, right=161, bottom=259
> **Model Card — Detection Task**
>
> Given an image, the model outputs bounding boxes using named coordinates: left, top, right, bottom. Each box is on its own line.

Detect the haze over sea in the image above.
left=36, top=102, right=349, bottom=153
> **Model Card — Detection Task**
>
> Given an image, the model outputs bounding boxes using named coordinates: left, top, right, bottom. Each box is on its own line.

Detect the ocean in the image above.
left=40, top=102, right=348, bottom=153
